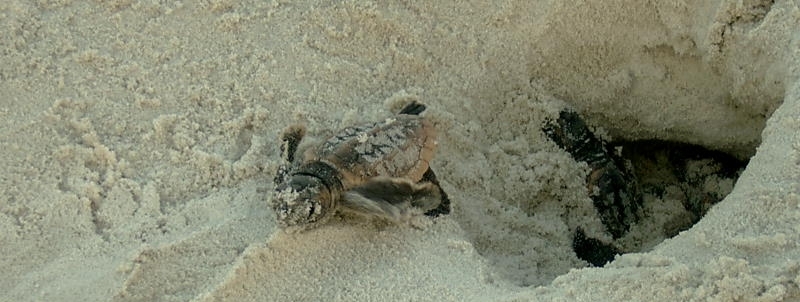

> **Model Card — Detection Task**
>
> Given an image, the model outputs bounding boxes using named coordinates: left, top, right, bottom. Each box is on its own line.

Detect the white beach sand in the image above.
left=2, top=1, right=799, bottom=301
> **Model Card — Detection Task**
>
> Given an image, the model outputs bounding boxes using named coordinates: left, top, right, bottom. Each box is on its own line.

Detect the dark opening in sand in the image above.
left=544, top=109, right=749, bottom=266
left=571, top=138, right=749, bottom=266
left=616, top=140, right=747, bottom=244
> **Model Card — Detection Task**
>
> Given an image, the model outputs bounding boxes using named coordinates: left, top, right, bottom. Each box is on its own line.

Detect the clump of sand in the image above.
left=1, top=1, right=798, bottom=301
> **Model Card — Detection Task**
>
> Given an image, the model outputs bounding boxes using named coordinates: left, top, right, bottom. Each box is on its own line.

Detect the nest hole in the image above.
left=615, top=140, right=747, bottom=249
left=544, top=109, right=750, bottom=266
left=571, top=138, right=749, bottom=266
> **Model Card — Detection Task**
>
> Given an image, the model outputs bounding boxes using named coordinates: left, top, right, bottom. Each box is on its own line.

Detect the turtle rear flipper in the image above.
left=398, top=101, right=426, bottom=115
left=572, top=227, right=619, bottom=267
left=341, top=177, right=441, bottom=222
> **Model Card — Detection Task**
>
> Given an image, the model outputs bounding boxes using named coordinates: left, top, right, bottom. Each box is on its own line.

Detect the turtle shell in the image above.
left=302, top=115, right=436, bottom=190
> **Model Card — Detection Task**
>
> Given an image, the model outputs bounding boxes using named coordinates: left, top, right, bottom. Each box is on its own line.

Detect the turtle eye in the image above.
left=307, top=204, right=316, bottom=220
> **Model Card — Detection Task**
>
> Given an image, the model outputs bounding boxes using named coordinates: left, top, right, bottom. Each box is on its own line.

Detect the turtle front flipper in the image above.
left=274, top=124, right=306, bottom=184
left=341, top=177, right=442, bottom=223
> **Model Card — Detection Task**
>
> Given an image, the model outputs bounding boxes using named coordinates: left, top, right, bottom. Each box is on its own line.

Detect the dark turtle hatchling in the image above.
left=543, top=109, right=642, bottom=266
left=543, top=109, right=743, bottom=267
left=544, top=109, right=642, bottom=239
left=270, top=101, right=451, bottom=229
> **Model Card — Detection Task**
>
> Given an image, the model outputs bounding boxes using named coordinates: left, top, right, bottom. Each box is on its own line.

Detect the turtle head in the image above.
left=270, top=174, right=336, bottom=229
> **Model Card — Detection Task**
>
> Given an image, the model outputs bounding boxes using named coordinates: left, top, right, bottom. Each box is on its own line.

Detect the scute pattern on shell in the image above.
left=305, top=115, right=435, bottom=187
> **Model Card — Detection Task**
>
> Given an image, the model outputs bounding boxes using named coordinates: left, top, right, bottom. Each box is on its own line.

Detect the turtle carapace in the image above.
left=271, top=101, right=450, bottom=230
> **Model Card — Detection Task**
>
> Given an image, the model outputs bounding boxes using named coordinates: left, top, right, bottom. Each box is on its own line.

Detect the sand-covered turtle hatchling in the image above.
left=544, top=109, right=744, bottom=266
left=270, top=101, right=451, bottom=230
left=544, top=109, right=643, bottom=240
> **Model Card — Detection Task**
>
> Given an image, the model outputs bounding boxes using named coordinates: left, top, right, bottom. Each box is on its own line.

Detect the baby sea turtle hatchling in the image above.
left=270, top=101, right=451, bottom=230
left=543, top=110, right=642, bottom=239
left=543, top=109, right=642, bottom=266
left=543, top=109, right=744, bottom=266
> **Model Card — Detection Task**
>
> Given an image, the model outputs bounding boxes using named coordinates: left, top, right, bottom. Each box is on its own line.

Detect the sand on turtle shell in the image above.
left=1, top=1, right=799, bottom=301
